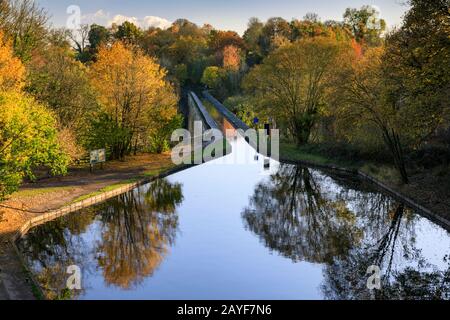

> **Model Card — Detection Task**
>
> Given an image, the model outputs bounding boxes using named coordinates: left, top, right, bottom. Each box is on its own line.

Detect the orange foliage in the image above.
left=351, top=39, right=363, bottom=59
left=210, top=30, right=245, bottom=51
left=0, top=31, right=25, bottom=91
left=222, top=45, right=241, bottom=70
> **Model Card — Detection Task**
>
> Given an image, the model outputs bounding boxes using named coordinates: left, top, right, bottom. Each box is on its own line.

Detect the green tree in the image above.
left=114, top=21, right=143, bottom=45
left=243, top=17, right=264, bottom=66
left=0, top=91, right=69, bottom=199
left=343, top=5, right=386, bottom=46
left=244, top=37, right=345, bottom=145
left=201, top=66, right=223, bottom=89
left=88, top=24, right=111, bottom=58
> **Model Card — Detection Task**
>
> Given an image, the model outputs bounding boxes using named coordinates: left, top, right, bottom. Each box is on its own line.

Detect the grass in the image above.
left=11, top=186, right=76, bottom=199
left=68, top=164, right=177, bottom=205
left=280, top=142, right=402, bottom=185
left=70, top=180, right=137, bottom=203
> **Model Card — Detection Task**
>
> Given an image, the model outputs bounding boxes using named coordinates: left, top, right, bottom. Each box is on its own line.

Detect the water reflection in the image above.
left=18, top=207, right=96, bottom=299
left=242, top=165, right=364, bottom=264
left=17, top=161, right=450, bottom=300
left=96, top=179, right=182, bottom=289
left=242, top=164, right=450, bottom=299
left=18, top=179, right=183, bottom=298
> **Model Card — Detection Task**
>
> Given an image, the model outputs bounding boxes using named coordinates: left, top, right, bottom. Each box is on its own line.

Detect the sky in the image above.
left=38, top=0, right=410, bottom=34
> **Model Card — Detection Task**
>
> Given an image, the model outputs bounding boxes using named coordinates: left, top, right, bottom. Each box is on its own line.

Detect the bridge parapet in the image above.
left=188, top=91, right=219, bottom=130
left=202, top=91, right=250, bottom=131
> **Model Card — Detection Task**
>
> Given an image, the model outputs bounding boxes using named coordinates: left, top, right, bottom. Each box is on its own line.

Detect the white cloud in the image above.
left=109, top=14, right=140, bottom=27
left=81, top=10, right=171, bottom=30
left=141, top=16, right=172, bottom=29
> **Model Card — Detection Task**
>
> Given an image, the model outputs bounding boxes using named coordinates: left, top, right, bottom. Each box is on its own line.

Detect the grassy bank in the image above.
left=280, top=142, right=402, bottom=185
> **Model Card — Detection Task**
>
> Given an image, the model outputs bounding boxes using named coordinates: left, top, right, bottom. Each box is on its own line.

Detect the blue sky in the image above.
left=39, top=0, right=410, bottom=34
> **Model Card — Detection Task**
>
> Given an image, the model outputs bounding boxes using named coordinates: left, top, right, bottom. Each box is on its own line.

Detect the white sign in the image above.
left=90, top=149, right=106, bottom=165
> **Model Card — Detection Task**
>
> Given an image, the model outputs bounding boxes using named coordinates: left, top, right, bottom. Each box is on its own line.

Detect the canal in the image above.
left=17, top=96, right=450, bottom=300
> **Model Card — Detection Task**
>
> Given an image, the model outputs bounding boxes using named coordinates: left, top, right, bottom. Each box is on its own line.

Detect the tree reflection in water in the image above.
left=242, top=164, right=450, bottom=299
left=96, top=179, right=183, bottom=289
left=18, top=178, right=183, bottom=297
left=18, top=208, right=97, bottom=299
left=242, top=165, right=363, bottom=264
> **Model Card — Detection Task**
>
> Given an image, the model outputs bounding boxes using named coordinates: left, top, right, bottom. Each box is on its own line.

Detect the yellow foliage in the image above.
left=0, top=31, right=25, bottom=91
left=90, top=42, right=170, bottom=124
left=90, top=42, right=179, bottom=157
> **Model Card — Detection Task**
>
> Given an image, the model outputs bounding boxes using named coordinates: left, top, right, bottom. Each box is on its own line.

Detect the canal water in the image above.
left=17, top=101, right=450, bottom=300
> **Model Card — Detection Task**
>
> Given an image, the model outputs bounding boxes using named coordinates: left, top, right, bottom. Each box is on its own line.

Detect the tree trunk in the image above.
left=382, top=128, right=409, bottom=184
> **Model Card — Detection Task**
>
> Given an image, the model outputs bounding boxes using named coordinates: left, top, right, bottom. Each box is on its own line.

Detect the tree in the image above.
left=244, top=37, right=344, bottom=145
left=343, top=5, right=386, bottom=46
left=114, top=21, right=143, bottom=45
left=260, top=17, right=291, bottom=54
left=0, top=91, right=69, bottom=199
left=201, top=66, right=223, bottom=89
left=89, top=42, right=179, bottom=159
left=97, top=183, right=181, bottom=289
left=333, top=47, right=412, bottom=183
left=0, top=31, right=25, bottom=91
left=147, top=93, right=183, bottom=154
left=222, top=45, right=241, bottom=70
left=209, top=30, right=245, bottom=52
left=384, top=0, right=450, bottom=143
left=0, top=0, right=49, bottom=61
left=26, top=43, right=97, bottom=131
left=242, top=165, right=361, bottom=264
left=69, top=24, right=90, bottom=61
left=88, top=24, right=111, bottom=58
left=243, top=18, right=264, bottom=50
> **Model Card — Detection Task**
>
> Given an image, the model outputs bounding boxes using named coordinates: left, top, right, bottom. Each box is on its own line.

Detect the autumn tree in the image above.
left=384, top=0, right=450, bottom=142
left=222, top=45, right=241, bottom=70
left=0, top=31, right=25, bottom=91
left=26, top=43, right=97, bottom=131
left=260, top=17, right=291, bottom=54
left=333, top=47, right=412, bottom=183
left=209, top=30, right=245, bottom=52
left=244, top=37, right=344, bottom=145
left=89, top=42, right=179, bottom=159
